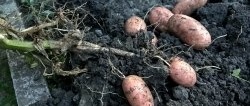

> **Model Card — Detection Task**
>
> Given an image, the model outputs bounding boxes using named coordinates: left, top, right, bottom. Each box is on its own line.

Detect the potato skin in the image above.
left=122, top=75, right=154, bottom=106
left=172, top=0, right=207, bottom=15
left=169, top=57, right=196, bottom=87
left=167, top=14, right=211, bottom=50
left=124, top=16, right=147, bottom=36
left=148, top=6, right=173, bottom=32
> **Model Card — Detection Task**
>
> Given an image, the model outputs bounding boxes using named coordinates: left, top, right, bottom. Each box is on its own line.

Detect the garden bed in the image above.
left=14, top=0, right=250, bottom=105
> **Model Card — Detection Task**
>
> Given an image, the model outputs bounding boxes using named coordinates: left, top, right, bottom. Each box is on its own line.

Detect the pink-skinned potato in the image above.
left=124, top=16, right=147, bottom=36
left=148, top=6, right=173, bottom=32
left=167, top=14, right=211, bottom=50
left=172, top=0, right=208, bottom=15
left=169, top=57, right=197, bottom=87
left=122, top=75, right=154, bottom=106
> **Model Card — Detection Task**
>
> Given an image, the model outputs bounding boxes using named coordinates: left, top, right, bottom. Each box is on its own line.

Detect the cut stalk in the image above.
left=0, top=39, right=61, bottom=52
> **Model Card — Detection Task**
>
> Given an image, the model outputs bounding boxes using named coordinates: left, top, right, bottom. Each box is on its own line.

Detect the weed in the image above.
left=232, top=69, right=250, bottom=83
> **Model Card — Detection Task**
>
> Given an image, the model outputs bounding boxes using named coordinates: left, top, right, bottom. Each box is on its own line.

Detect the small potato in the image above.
left=124, top=16, right=147, bottom=36
left=169, top=57, right=196, bottom=87
left=172, top=0, right=207, bottom=15
left=122, top=75, right=154, bottom=106
left=167, top=14, right=211, bottom=50
left=148, top=6, right=173, bottom=32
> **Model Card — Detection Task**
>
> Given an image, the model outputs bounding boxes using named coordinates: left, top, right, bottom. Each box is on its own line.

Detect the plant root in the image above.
left=52, top=62, right=87, bottom=76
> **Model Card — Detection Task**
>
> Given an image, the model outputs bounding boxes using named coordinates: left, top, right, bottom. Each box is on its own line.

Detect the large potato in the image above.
left=124, top=16, right=147, bottom=36
left=167, top=14, right=211, bottom=50
left=122, top=75, right=154, bottom=106
left=172, top=0, right=207, bottom=15
left=148, top=6, right=173, bottom=32
left=169, top=57, right=196, bottom=87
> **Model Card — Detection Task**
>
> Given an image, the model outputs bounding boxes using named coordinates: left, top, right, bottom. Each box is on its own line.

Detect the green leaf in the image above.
left=232, top=69, right=250, bottom=83
left=232, top=69, right=241, bottom=77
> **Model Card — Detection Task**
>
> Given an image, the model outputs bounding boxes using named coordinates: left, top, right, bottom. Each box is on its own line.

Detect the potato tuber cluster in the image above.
left=124, top=2, right=210, bottom=49
left=147, top=6, right=211, bottom=50
left=121, top=1, right=210, bottom=105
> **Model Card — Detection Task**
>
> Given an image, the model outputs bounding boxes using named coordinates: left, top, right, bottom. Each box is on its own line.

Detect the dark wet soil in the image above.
left=32, top=0, right=250, bottom=106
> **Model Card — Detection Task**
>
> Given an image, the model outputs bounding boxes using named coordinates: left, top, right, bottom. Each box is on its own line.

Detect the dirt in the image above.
left=31, top=0, right=250, bottom=106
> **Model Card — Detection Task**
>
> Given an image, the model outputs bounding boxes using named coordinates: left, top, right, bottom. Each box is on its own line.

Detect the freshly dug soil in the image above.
left=33, top=0, right=250, bottom=106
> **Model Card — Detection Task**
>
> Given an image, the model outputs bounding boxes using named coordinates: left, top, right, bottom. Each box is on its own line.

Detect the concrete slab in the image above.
left=0, top=0, right=51, bottom=105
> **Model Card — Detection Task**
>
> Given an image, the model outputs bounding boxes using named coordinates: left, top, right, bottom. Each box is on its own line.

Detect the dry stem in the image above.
left=74, top=41, right=138, bottom=57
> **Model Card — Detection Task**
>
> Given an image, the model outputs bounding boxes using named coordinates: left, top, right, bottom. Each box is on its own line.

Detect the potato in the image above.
left=169, top=57, right=196, bottom=87
left=148, top=6, right=173, bottom=32
left=124, top=16, right=147, bottom=36
left=122, top=75, right=154, bottom=106
left=167, top=14, right=211, bottom=50
left=172, top=0, right=207, bottom=15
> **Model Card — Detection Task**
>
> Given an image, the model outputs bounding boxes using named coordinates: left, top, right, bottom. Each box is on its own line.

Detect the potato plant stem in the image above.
left=75, top=42, right=138, bottom=57
left=0, top=37, right=138, bottom=58
left=0, top=39, right=61, bottom=52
